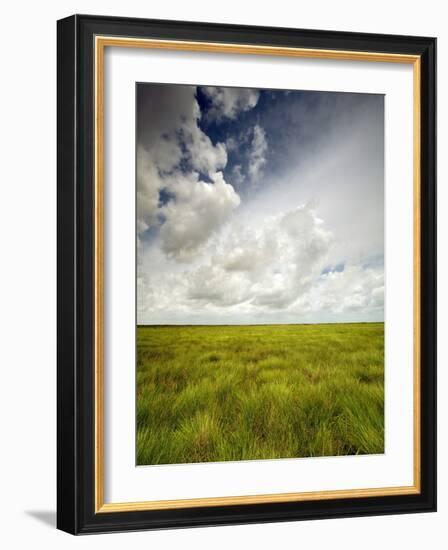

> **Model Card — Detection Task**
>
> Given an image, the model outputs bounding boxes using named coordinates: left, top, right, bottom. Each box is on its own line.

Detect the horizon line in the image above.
left=137, top=321, right=384, bottom=327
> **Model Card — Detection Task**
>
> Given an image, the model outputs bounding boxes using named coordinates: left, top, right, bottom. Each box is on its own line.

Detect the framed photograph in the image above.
left=57, top=14, right=436, bottom=534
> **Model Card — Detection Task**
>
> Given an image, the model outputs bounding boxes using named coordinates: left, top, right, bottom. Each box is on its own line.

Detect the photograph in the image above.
left=135, top=82, right=385, bottom=466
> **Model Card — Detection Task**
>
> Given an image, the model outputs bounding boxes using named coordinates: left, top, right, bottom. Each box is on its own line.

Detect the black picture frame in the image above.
left=57, top=14, right=436, bottom=535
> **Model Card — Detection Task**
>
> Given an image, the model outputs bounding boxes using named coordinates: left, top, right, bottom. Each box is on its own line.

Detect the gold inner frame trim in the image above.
left=94, top=35, right=421, bottom=513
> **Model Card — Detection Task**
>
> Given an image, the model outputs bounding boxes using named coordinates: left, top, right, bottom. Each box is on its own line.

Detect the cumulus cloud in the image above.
left=136, top=84, right=232, bottom=236
left=296, top=266, right=384, bottom=316
left=138, top=204, right=332, bottom=315
left=136, top=146, right=164, bottom=232
left=158, top=171, right=240, bottom=261
left=186, top=265, right=251, bottom=307
left=202, top=86, right=260, bottom=120
left=136, top=84, right=384, bottom=325
left=137, top=199, right=384, bottom=324
left=183, top=124, right=227, bottom=175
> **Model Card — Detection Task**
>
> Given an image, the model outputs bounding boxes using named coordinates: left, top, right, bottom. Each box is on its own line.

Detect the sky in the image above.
left=136, top=83, right=384, bottom=325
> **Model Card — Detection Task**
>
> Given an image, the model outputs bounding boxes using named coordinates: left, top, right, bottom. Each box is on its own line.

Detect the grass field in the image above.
left=136, top=323, right=384, bottom=465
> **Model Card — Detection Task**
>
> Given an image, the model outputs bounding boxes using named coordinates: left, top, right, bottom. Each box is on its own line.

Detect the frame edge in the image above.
left=57, top=14, right=79, bottom=535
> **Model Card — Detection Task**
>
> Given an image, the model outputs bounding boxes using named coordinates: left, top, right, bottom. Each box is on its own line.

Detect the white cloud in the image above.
left=202, top=87, right=260, bottom=120
left=183, top=124, right=227, bottom=175
left=137, top=196, right=384, bottom=324
left=295, top=266, right=384, bottom=316
left=248, top=125, right=268, bottom=184
left=226, top=136, right=238, bottom=152
left=136, top=85, right=231, bottom=237
left=136, top=146, right=163, bottom=232
left=225, top=125, right=268, bottom=188
left=230, top=164, right=245, bottom=186
left=186, top=265, right=251, bottom=307
left=139, top=204, right=333, bottom=316
left=158, top=171, right=240, bottom=261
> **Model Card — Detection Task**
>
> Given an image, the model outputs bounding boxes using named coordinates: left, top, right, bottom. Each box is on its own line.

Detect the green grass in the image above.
left=136, top=323, right=384, bottom=465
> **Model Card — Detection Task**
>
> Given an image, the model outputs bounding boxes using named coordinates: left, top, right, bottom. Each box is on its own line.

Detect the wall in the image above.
left=0, top=1, right=444, bottom=548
